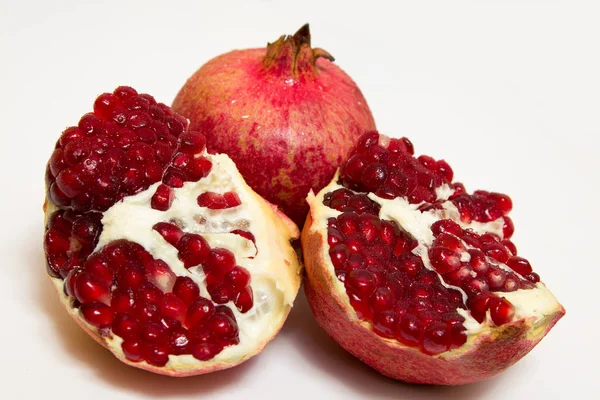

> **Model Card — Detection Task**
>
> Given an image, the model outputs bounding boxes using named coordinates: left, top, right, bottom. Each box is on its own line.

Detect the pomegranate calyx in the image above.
left=263, top=23, right=334, bottom=77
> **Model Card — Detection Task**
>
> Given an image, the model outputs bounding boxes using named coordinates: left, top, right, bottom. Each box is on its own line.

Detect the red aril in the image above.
left=302, top=131, right=564, bottom=385
left=172, top=24, right=376, bottom=227
left=43, top=87, right=302, bottom=376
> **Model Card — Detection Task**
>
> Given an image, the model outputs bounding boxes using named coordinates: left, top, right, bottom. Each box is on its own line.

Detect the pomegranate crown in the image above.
left=263, top=24, right=334, bottom=77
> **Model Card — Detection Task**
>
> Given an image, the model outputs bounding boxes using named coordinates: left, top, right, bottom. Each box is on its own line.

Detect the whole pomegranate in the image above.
left=302, top=131, right=564, bottom=385
left=172, top=24, right=376, bottom=226
left=43, top=87, right=302, bottom=376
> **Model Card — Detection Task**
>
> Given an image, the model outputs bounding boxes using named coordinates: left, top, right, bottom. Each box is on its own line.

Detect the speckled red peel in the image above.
left=43, top=87, right=302, bottom=376
left=172, top=24, right=376, bottom=227
left=302, top=131, right=564, bottom=385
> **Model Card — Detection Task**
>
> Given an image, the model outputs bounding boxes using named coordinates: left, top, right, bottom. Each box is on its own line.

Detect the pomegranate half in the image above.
left=302, top=131, right=564, bottom=385
left=172, top=24, right=376, bottom=227
left=43, top=87, right=302, bottom=376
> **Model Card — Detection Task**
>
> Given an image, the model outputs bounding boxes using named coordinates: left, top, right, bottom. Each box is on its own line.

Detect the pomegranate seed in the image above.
left=417, top=155, right=436, bottom=170
left=506, top=256, right=533, bottom=276
left=356, top=131, right=380, bottom=151
left=358, top=214, right=381, bottom=242
left=327, top=228, right=345, bottom=247
left=504, top=277, right=520, bottom=292
left=139, top=322, right=167, bottom=343
left=151, top=184, right=174, bottom=211
left=337, top=212, right=359, bottom=235
left=329, top=244, right=350, bottom=269
left=468, top=294, right=491, bottom=323
left=361, top=163, right=387, bottom=190
left=345, top=235, right=363, bottom=254
left=449, top=324, right=467, bottom=349
left=197, top=192, right=228, bottom=209
left=177, top=233, right=210, bottom=268
left=114, top=86, right=137, bottom=100
left=465, top=278, right=489, bottom=295
left=179, top=131, right=206, bottom=154
left=145, top=259, right=176, bottom=292
left=461, top=229, right=482, bottom=248
left=483, top=243, right=510, bottom=263
left=143, top=343, right=170, bottom=366
left=84, top=258, right=113, bottom=284
left=421, top=322, right=451, bottom=355
left=234, top=287, right=254, bottom=313
left=487, top=268, right=507, bottom=290
left=208, top=285, right=233, bottom=304
left=159, top=293, right=187, bottom=321
left=480, top=233, right=499, bottom=246
left=74, top=272, right=110, bottom=304
left=373, top=310, right=399, bottom=338
left=159, top=317, right=182, bottom=332
left=224, top=267, right=251, bottom=290
left=44, top=228, right=71, bottom=257
left=163, top=168, right=185, bottom=188
left=397, top=314, right=422, bottom=346
left=207, top=248, right=236, bottom=276
left=186, top=298, right=215, bottom=328
left=137, top=283, right=163, bottom=305
left=78, top=113, right=105, bottom=135
left=345, top=254, right=366, bottom=272
left=344, top=154, right=367, bottom=181
left=112, top=313, right=139, bottom=339
left=191, top=342, right=223, bottom=361
left=134, top=301, right=160, bottom=323
left=116, top=263, right=145, bottom=289
left=223, top=192, right=241, bottom=207
left=208, top=312, right=239, bottom=339
left=169, top=329, right=191, bottom=355
left=429, top=247, right=461, bottom=274
left=489, top=297, right=514, bottom=325
left=80, top=303, right=113, bottom=327
left=152, top=222, right=183, bottom=246
left=173, top=276, right=200, bottom=305
left=526, top=272, right=540, bottom=283
left=371, top=287, right=395, bottom=312
left=186, top=157, right=213, bottom=180
left=489, top=192, right=512, bottom=214
left=388, top=137, right=414, bottom=154
left=434, top=233, right=464, bottom=251
left=346, top=269, right=377, bottom=298
left=122, top=340, right=143, bottom=362
left=397, top=253, right=424, bottom=277
left=111, top=289, right=135, bottom=314
left=59, top=126, right=84, bottom=148
left=452, top=195, right=473, bottom=223
left=431, top=219, right=462, bottom=237
left=502, top=216, right=515, bottom=239
left=436, top=160, right=453, bottom=182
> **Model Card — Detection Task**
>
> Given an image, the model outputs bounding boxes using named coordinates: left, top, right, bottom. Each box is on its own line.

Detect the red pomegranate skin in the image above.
left=173, top=25, right=376, bottom=226
left=301, top=212, right=565, bottom=385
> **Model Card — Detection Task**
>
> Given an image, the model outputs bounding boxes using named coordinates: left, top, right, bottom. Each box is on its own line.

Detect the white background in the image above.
left=1, top=0, right=598, bottom=398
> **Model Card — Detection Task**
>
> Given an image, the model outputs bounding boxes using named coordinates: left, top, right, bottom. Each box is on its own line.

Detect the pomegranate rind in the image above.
left=302, top=189, right=565, bottom=385
left=43, top=154, right=302, bottom=377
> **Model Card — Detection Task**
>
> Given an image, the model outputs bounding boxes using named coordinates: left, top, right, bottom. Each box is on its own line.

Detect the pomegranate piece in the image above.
left=303, top=131, right=564, bottom=385
left=43, top=87, right=302, bottom=377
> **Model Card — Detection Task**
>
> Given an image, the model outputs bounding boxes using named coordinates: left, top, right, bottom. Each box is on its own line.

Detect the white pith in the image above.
left=46, top=151, right=302, bottom=373
left=308, top=171, right=561, bottom=353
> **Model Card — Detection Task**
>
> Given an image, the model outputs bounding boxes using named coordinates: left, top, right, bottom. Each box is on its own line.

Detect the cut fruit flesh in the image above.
left=302, top=132, right=564, bottom=384
left=43, top=87, right=302, bottom=376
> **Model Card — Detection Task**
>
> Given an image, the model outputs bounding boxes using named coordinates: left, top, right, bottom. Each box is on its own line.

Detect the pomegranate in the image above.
left=43, top=87, right=302, bottom=376
left=172, top=24, right=376, bottom=227
left=302, top=131, right=564, bottom=385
